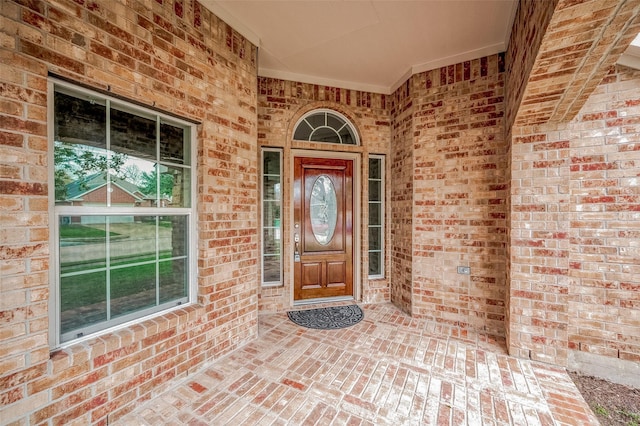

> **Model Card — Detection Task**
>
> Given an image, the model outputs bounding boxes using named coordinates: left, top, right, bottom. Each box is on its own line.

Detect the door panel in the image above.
left=294, top=157, right=353, bottom=301
left=301, top=262, right=322, bottom=289
left=326, top=261, right=346, bottom=287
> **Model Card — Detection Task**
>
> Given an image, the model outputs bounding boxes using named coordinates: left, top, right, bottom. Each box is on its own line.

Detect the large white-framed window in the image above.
left=49, top=79, right=197, bottom=346
left=261, top=148, right=282, bottom=286
left=368, top=155, right=385, bottom=278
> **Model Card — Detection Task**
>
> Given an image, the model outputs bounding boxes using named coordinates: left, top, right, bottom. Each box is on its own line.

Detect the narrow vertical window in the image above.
left=262, top=149, right=282, bottom=285
left=368, top=155, right=384, bottom=278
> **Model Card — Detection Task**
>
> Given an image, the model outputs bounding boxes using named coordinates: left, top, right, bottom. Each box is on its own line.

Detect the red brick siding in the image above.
left=505, top=0, right=558, bottom=130
left=509, top=123, right=571, bottom=363
left=390, top=80, right=414, bottom=314
left=510, top=65, right=640, bottom=364
left=0, top=0, right=258, bottom=423
left=569, top=65, right=640, bottom=362
left=392, top=54, right=508, bottom=334
left=507, top=0, right=640, bottom=367
left=510, top=0, right=640, bottom=127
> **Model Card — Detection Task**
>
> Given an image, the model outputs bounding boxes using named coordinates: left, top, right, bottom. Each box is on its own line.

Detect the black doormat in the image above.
left=287, top=304, right=364, bottom=330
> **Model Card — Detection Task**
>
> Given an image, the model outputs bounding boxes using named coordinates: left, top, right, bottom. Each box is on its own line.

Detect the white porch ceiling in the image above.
left=201, top=1, right=518, bottom=94
left=619, top=33, right=640, bottom=70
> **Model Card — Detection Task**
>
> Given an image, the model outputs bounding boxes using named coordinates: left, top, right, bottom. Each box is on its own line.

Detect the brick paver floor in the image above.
left=117, top=303, right=598, bottom=425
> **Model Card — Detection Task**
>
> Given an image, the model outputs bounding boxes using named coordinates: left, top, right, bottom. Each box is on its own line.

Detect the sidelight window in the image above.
left=50, top=79, right=195, bottom=345
left=368, top=155, right=384, bottom=278
left=261, top=148, right=283, bottom=286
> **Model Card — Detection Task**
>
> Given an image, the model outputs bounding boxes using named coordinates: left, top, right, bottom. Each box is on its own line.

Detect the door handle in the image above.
left=294, top=231, right=300, bottom=262
left=294, top=241, right=300, bottom=262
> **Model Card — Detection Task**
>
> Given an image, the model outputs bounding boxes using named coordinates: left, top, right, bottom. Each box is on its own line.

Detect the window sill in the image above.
left=367, top=275, right=386, bottom=281
left=261, top=282, right=284, bottom=288
left=50, top=303, right=205, bottom=372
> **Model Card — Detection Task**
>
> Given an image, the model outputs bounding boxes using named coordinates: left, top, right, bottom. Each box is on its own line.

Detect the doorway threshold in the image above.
left=293, top=296, right=355, bottom=307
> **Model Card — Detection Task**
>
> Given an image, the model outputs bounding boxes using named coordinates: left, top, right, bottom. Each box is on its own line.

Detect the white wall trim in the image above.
left=388, top=42, right=506, bottom=94
left=618, top=53, right=640, bottom=71
left=261, top=40, right=507, bottom=96
left=260, top=68, right=389, bottom=95
left=199, top=0, right=261, bottom=47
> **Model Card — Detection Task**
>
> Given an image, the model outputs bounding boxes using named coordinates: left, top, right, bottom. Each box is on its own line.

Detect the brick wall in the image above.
left=389, top=81, right=414, bottom=314
left=257, top=77, right=391, bottom=311
left=509, top=65, right=640, bottom=366
left=504, top=0, right=558, bottom=130
left=509, top=122, right=572, bottom=363
left=506, top=0, right=640, bottom=368
left=391, top=54, right=508, bottom=334
left=508, top=0, right=640, bottom=127
left=569, top=65, right=640, bottom=363
left=0, top=0, right=258, bottom=423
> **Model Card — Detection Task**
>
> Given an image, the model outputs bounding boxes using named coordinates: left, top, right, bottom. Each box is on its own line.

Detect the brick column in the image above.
left=509, top=126, right=571, bottom=364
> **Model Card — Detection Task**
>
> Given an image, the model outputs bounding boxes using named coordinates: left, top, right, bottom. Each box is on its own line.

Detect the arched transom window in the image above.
left=293, top=110, right=359, bottom=145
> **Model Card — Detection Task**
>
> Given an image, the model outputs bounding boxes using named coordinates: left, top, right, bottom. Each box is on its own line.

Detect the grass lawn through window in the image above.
left=59, top=221, right=186, bottom=334
left=60, top=224, right=119, bottom=239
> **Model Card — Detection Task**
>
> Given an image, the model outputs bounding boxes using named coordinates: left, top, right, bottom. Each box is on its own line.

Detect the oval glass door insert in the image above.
left=310, top=175, right=337, bottom=245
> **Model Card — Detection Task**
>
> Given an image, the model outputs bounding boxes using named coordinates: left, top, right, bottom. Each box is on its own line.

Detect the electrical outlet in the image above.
left=457, top=266, right=471, bottom=275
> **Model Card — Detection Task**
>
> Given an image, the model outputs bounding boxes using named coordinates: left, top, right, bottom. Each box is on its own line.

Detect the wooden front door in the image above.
left=294, top=156, right=354, bottom=301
